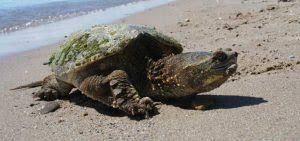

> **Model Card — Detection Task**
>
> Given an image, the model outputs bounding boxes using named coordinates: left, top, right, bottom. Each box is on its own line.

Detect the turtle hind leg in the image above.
left=79, top=70, right=156, bottom=118
left=33, top=75, right=73, bottom=101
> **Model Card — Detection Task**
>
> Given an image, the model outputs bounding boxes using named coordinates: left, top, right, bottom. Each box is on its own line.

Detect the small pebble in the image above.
left=58, top=119, right=65, bottom=123
left=259, top=9, right=264, bottom=13
left=29, top=102, right=39, bottom=107
left=177, top=22, right=188, bottom=27
left=278, top=0, right=294, bottom=2
left=39, top=101, right=60, bottom=114
left=288, top=55, right=295, bottom=59
left=266, top=5, right=277, bottom=11
left=83, top=112, right=88, bottom=116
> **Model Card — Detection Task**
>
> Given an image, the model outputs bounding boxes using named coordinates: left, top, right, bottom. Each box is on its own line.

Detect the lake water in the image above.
left=0, top=0, right=146, bottom=33
left=0, top=0, right=175, bottom=56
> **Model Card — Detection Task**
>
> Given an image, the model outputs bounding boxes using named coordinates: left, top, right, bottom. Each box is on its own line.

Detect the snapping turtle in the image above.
left=12, top=24, right=238, bottom=118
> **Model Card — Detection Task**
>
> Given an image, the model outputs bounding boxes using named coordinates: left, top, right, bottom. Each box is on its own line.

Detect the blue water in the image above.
left=0, top=0, right=69, bottom=9
left=0, top=0, right=143, bottom=32
left=0, top=0, right=175, bottom=56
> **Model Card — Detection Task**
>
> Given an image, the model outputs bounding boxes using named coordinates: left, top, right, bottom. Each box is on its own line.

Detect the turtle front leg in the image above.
left=79, top=70, right=156, bottom=118
left=34, top=75, right=74, bottom=100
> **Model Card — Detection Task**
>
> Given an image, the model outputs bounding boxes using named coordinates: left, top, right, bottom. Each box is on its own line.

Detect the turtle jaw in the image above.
left=226, top=64, right=238, bottom=75
left=199, top=50, right=238, bottom=91
left=212, top=58, right=238, bottom=76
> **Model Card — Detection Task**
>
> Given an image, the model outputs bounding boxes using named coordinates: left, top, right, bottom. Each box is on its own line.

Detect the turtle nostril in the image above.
left=213, top=51, right=227, bottom=62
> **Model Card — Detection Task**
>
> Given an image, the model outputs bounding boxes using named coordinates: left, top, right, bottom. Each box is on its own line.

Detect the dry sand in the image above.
left=1, top=0, right=300, bottom=140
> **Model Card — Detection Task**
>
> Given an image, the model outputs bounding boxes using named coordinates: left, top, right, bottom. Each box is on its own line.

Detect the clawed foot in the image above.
left=124, top=97, right=161, bottom=119
left=33, top=88, right=61, bottom=101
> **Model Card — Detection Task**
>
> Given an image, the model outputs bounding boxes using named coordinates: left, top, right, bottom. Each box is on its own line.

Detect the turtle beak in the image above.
left=211, top=50, right=238, bottom=75
left=226, top=64, right=237, bottom=75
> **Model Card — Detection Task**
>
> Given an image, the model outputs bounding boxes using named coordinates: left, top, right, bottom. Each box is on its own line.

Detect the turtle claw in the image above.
left=144, top=111, right=150, bottom=119
left=153, top=102, right=162, bottom=106
left=128, top=97, right=156, bottom=118
left=137, top=97, right=162, bottom=119
left=153, top=101, right=163, bottom=110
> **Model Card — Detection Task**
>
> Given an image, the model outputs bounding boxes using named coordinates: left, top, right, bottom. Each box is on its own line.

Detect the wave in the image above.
left=0, top=0, right=175, bottom=56
left=0, top=0, right=142, bottom=33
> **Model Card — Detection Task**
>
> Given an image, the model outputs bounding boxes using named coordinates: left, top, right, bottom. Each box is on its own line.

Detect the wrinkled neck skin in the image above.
left=147, top=52, right=231, bottom=98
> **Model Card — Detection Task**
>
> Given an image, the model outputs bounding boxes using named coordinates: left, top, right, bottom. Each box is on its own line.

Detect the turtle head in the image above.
left=148, top=48, right=237, bottom=96
left=177, top=49, right=238, bottom=93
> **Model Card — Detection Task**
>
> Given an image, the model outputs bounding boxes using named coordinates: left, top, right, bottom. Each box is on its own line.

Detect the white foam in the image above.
left=0, top=0, right=175, bottom=56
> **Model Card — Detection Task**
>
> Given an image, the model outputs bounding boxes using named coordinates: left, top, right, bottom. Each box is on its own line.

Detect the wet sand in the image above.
left=1, top=0, right=300, bottom=140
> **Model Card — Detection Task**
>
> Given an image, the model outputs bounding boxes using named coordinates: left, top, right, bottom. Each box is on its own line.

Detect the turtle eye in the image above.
left=213, top=51, right=227, bottom=62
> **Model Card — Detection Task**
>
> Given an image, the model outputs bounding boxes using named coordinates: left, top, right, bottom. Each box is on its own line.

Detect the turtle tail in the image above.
left=10, top=80, right=43, bottom=90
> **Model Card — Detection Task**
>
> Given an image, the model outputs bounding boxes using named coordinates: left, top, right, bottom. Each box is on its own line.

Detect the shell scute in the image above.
left=49, top=24, right=183, bottom=76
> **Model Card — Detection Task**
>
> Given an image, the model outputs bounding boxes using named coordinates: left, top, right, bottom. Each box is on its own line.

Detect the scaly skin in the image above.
left=28, top=75, right=73, bottom=101
left=79, top=70, right=156, bottom=117
left=147, top=50, right=238, bottom=98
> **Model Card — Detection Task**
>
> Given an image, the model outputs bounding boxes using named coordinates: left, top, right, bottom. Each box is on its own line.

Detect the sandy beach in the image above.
left=1, top=0, right=300, bottom=140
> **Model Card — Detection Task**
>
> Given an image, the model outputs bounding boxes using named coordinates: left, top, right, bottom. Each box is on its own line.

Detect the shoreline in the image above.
left=0, top=0, right=145, bottom=34
left=0, top=0, right=177, bottom=60
left=1, top=0, right=300, bottom=140
left=0, top=0, right=175, bottom=57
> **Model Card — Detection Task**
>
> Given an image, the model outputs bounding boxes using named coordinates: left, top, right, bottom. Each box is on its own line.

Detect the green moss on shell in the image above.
left=49, top=24, right=183, bottom=75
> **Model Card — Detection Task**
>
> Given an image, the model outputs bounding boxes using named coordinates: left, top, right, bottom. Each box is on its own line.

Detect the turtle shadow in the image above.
left=162, top=94, right=268, bottom=110
left=68, top=90, right=159, bottom=120
left=66, top=90, right=266, bottom=118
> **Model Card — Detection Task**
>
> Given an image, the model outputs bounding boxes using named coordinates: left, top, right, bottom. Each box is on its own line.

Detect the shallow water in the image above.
left=0, top=0, right=175, bottom=57
left=0, top=0, right=69, bottom=9
left=0, top=0, right=142, bottom=33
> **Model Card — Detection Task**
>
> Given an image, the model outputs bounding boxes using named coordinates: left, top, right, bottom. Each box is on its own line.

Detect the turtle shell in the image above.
left=49, top=24, right=183, bottom=77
